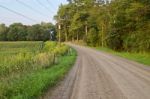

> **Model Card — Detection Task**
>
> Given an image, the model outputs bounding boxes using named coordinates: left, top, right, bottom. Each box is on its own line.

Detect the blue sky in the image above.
left=0, top=0, right=68, bottom=25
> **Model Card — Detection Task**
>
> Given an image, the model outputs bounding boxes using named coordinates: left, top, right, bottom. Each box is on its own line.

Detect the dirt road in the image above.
left=43, top=44, right=150, bottom=99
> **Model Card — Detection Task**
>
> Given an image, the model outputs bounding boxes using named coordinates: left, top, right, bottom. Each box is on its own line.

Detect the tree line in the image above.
left=0, top=22, right=56, bottom=41
left=55, top=0, right=150, bottom=52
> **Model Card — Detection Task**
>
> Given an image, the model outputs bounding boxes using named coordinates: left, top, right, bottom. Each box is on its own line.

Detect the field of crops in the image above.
left=0, top=41, right=43, bottom=53
left=0, top=41, right=76, bottom=99
left=0, top=41, right=44, bottom=76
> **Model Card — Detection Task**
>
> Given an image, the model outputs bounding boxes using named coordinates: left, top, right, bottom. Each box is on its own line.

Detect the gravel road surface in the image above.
left=43, top=44, right=150, bottom=99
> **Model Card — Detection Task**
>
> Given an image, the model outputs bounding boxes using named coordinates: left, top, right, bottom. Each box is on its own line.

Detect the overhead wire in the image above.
left=46, top=0, right=55, bottom=8
left=0, top=4, right=38, bottom=22
left=36, top=0, right=55, bottom=14
left=0, top=0, right=58, bottom=24
left=16, top=0, right=49, bottom=18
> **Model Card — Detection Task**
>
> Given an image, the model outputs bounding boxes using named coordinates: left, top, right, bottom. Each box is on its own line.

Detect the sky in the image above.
left=0, top=0, right=68, bottom=26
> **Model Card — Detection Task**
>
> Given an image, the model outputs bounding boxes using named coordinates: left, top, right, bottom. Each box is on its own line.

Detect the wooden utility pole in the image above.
left=58, top=24, right=61, bottom=43
left=101, top=23, right=104, bottom=47
left=58, top=16, right=61, bottom=43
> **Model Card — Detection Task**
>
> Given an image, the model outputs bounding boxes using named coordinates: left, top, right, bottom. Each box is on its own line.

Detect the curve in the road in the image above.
left=43, top=44, right=150, bottom=99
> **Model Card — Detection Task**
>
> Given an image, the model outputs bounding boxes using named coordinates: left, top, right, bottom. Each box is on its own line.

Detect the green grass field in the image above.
left=0, top=41, right=76, bottom=99
left=0, top=41, right=43, bottom=76
left=0, top=41, right=43, bottom=54
left=96, top=47, right=150, bottom=66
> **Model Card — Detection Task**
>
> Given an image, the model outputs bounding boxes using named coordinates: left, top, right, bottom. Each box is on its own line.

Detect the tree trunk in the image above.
left=101, top=23, right=104, bottom=47
left=65, top=26, right=68, bottom=42
left=77, top=32, right=79, bottom=42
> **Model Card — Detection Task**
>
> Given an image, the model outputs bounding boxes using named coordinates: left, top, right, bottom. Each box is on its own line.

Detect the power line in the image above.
left=36, top=0, right=55, bottom=14
left=46, top=0, right=55, bottom=8
left=16, top=0, right=49, bottom=18
left=36, top=0, right=49, bottom=11
left=0, top=4, right=38, bottom=22
left=46, top=0, right=56, bottom=15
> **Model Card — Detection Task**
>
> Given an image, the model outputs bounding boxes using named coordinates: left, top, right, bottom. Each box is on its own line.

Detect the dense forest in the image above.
left=55, top=0, right=150, bottom=52
left=0, top=22, right=56, bottom=41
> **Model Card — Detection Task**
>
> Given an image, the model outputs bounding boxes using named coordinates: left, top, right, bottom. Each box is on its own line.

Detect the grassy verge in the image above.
left=96, top=47, right=150, bottom=66
left=1, top=49, right=76, bottom=99
left=0, top=41, right=77, bottom=99
left=72, top=40, right=150, bottom=66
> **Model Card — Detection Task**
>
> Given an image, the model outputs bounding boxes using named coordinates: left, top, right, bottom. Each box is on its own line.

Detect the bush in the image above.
left=0, top=41, right=73, bottom=99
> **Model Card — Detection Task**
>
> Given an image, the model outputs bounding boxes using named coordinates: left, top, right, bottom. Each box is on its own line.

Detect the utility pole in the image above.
left=58, top=16, right=61, bottom=43
left=58, top=23, right=61, bottom=43
left=64, top=15, right=68, bottom=42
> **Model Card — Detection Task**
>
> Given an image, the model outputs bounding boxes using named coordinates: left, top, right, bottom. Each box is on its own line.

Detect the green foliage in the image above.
left=0, top=22, right=56, bottom=41
left=3, top=54, right=76, bottom=99
left=0, top=24, right=7, bottom=41
left=96, top=47, right=150, bottom=66
left=87, top=28, right=99, bottom=46
left=56, top=0, right=150, bottom=52
left=0, top=41, right=43, bottom=76
left=0, top=41, right=75, bottom=99
left=0, top=41, right=43, bottom=54
left=7, top=23, right=27, bottom=41
left=43, top=41, right=57, bottom=52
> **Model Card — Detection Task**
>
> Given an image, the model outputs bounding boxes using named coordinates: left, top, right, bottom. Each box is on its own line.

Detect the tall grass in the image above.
left=0, top=41, right=76, bottom=99
left=0, top=41, right=43, bottom=76
left=0, top=41, right=43, bottom=54
left=96, top=47, right=150, bottom=66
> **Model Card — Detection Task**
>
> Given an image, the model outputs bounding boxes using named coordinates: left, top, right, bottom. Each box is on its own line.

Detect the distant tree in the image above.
left=41, top=22, right=56, bottom=41
left=0, top=22, right=55, bottom=41
left=7, top=23, right=27, bottom=41
left=27, top=24, right=42, bottom=41
left=26, top=22, right=55, bottom=41
left=0, top=24, right=8, bottom=41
